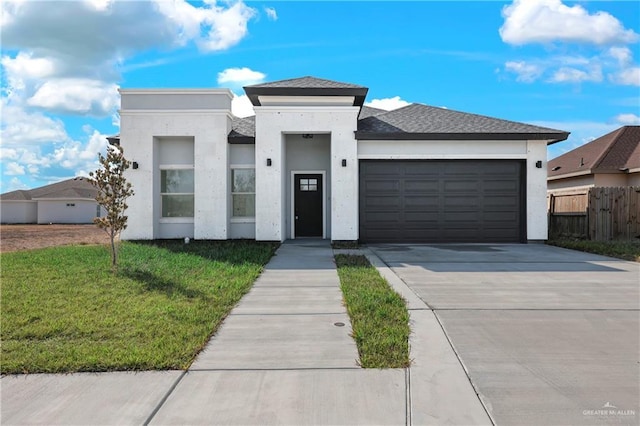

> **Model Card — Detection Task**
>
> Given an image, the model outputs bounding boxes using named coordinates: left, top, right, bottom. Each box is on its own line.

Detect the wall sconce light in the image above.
left=132, top=162, right=139, bottom=169
left=267, top=158, right=272, bottom=167
left=535, top=160, right=542, bottom=169
left=302, top=134, right=314, bottom=139
left=342, top=159, right=347, bottom=167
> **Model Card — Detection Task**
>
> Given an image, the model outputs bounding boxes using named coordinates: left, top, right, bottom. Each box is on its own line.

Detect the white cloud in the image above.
left=199, top=1, right=257, bottom=51
left=615, top=114, right=640, bottom=125
left=218, top=67, right=266, bottom=86
left=264, top=7, right=277, bottom=21
left=549, top=66, right=602, bottom=84
left=4, top=162, right=25, bottom=176
left=365, top=96, right=410, bottom=111
left=6, top=177, right=29, bottom=192
left=500, top=0, right=639, bottom=46
left=27, top=79, right=120, bottom=116
left=1, top=101, right=68, bottom=146
left=504, top=61, right=544, bottom=83
left=608, top=47, right=632, bottom=66
left=231, top=93, right=255, bottom=118
left=610, top=67, right=640, bottom=87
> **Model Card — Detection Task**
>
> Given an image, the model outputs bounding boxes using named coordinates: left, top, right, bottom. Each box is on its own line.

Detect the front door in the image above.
left=294, top=174, right=323, bottom=237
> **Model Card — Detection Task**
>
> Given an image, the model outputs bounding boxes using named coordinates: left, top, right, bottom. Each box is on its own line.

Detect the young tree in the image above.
left=89, top=145, right=134, bottom=269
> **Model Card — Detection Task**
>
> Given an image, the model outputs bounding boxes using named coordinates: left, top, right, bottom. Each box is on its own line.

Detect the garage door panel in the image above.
left=359, top=160, right=524, bottom=243
left=404, top=180, right=439, bottom=191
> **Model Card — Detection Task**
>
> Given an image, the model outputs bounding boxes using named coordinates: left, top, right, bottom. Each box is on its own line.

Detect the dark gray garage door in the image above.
left=359, top=160, right=525, bottom=243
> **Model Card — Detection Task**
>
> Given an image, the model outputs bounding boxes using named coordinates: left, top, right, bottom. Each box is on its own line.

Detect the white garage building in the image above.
left=117, top=76, right=568, bottom=243
left=0, top=177, right=101, bottom=224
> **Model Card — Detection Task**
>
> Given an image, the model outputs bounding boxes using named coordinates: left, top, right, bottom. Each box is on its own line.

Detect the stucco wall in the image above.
left=120, top=110, right=231, bottom=239
left=254, top=106, right=360, bottom=241
left=594, top=173, right=629, bottom=187
left=358, top=139, right=528, bottom=159
left=525, top=140, right=549, bottom=240
left=121, top=90, right=232, bottom=111
left=547, top=174, right=594, bottom=191
left=1, top=201, right=37, bottom=224
left=36, top=200, right=98, bottom=224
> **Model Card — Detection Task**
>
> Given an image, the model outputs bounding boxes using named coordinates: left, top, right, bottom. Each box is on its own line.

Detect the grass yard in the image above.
left=335, top=254, right=410, bottom=369
left=547, top=239, right=640, bottom=262
left=1, top=240, right=276, bottom=374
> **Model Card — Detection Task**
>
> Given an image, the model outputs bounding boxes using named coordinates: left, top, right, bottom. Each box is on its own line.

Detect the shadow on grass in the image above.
left=128, top=240, right=278, bottom=266
left=121, top=268, right=208, bottom=300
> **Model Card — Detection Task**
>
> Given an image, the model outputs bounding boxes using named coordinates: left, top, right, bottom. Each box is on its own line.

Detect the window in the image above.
left=300, top=178, right=318, bottom=192
left=161, top=169, right=194, bottom=217
left=231, top=168, right=255, bottom=218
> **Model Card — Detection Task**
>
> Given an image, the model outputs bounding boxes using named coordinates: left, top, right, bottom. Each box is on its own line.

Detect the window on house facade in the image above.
left=161, top=169, right=194, bottom=217
left=231, top=168, right=255, bottom=218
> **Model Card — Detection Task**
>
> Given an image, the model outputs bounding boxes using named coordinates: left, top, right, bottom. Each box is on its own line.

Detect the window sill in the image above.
left=230, top=218, right=256, bottom=224
left=160, top=218, right=195, bottom=224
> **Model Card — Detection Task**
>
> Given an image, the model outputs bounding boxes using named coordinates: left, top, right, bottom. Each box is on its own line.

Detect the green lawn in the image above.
left=547, top=239, right=640, bottom=262
left=1, top=240, right=276, bottom=374
left=335, top=254, right=410, bottom=368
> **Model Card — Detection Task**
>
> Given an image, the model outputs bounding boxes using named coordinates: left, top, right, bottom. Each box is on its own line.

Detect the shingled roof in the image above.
left=0, top=177, right=97, bottom=201
left=228, top=115, right=256, bottom=144
left=548, top=126, right=640, bottom=179
left=244, top=76, right=369, bottom=107
left=355, top=103, right=569, bottom=142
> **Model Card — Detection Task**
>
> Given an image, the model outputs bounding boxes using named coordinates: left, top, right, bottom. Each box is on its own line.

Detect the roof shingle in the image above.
left=356, top=103, right=568, bottom=141
left=246, top=76, right=366, bottom=89
left=548, top=126, right=640, bottom=178
left=0, top=177, right=97, bottom=201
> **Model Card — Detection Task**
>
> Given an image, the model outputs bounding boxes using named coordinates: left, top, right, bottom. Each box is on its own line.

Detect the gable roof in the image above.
left=0, top=177, right=97, bottom=201
left=355, top=103, right=569, bottom=142
left=548, top=126, right=640, bottom=179
left=244, top=76, right=369, bottom=107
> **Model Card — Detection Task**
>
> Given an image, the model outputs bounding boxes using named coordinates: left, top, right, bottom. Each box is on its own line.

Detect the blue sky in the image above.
left=1, top=0, right=639, bottom=192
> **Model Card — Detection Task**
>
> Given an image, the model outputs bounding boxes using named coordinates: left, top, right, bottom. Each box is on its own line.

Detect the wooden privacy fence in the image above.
left=548, top=187, right=640, bottom=241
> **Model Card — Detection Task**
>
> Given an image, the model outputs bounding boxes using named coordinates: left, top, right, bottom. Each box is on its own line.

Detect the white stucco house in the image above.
left=0, top=177, right=102, bottom=224
left=116, top=76, right=568, bottom=243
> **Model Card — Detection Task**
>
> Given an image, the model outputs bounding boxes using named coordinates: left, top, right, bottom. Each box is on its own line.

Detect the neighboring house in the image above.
left=548, top=126, right=640, bottom=193
left=116, top=76, right=568, bottom=243
left=0, top=177, right=101, bottom=224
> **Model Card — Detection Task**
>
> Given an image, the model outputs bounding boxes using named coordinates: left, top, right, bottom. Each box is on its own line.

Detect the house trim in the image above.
left=355, top=132, right=567, bottom=143
left=290, top=170, right=327, bottom=239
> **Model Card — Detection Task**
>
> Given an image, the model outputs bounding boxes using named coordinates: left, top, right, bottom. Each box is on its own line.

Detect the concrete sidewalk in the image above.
left=1, top=241, right=490, bottom=425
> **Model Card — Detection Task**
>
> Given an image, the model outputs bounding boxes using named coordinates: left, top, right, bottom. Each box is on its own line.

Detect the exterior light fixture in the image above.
left=132, top=162, right=139, bottom=169
left=342, top=159, right=347, bottom=167
left=267, top=158, right=272, bottom=166
left=535, top=161, right=542, bottom=169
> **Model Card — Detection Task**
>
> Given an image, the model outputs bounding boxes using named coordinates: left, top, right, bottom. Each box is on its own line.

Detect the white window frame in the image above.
left=230, top=165, right=256, bottom=223
left=159, top=164, right=195, bottom=223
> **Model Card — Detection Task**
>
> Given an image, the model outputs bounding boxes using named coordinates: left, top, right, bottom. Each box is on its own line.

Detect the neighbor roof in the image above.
left=355, top=103, right=569, bottom=143
left=244, top=76, right=369, bottom=107
left=548, top=126, right=640, bottom=179
left=0, top=177, right=97, bottom=201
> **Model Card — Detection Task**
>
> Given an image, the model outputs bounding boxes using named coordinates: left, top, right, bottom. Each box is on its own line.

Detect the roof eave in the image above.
left=244, top=87, right=369, bottom=107
left=228, top=136, right=256, bottom=144
left=355, top=132, right=570, bottom=141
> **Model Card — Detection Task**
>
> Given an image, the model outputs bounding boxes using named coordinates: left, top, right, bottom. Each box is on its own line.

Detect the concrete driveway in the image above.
left=369, top=243, right=639, bottom=426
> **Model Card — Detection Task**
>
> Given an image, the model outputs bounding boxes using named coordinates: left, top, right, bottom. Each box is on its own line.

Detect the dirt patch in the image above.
left=0, top=224, right=110, bottom=253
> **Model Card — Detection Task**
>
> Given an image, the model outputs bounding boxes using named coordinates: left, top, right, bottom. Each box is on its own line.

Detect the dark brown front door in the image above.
left=294, top=174, right=323, bottom=237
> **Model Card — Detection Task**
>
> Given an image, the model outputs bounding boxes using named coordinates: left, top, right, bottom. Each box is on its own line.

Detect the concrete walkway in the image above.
left=1, top=240, right=489, bottom=425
